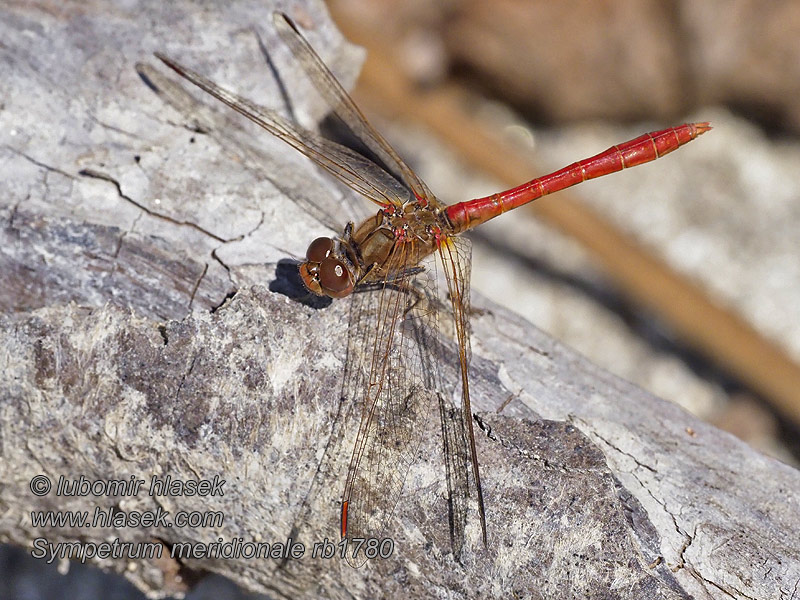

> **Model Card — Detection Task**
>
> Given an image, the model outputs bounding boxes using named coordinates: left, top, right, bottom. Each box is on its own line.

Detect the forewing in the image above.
left=273, top=13, right=433, bottom=202
left=155, top=54, right=413, bottom=211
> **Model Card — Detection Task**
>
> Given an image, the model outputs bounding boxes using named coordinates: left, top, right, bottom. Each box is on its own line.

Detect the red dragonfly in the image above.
left=157, top=12, right=709, bottom=563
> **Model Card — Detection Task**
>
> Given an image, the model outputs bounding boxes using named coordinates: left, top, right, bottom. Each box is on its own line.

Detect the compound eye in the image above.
left=306, top=237, right=334, bottom=263
left=319, top=257, right=354, bottom=298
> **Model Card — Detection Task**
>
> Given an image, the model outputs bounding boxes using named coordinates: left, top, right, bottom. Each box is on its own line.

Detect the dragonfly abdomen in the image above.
left=445, top=122, right=711, bottom=232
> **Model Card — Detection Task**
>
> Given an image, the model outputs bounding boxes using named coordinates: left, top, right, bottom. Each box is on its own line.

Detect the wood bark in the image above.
left=0, top=1, right=798, bottom=599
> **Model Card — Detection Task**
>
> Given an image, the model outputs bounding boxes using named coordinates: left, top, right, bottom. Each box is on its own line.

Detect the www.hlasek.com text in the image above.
left=30, top=505, right=224, bottom=529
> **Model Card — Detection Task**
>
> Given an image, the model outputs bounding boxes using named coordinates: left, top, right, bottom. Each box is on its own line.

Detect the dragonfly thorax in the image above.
left=298, top=202, right=444, bottom=299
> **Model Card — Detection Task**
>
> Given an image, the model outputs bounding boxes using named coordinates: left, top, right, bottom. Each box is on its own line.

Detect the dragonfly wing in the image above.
left=138, top=60, right=344, bottom=231
left=273, top=12, right=433, bottom=202
left=437, top=235, right=487, bottom=545
left=156, top=54, right=413, bottom=210
left=340, top=244, right=444, bottom=565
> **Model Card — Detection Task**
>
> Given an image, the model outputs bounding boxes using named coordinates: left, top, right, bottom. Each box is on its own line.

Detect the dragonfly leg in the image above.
left=353, top=262, right=381, bottom=287
left=353, top=265, right=428, bottom=316
left=386, top=265, right=425, bottom=283
left=355, top=264, right=425, bottom=288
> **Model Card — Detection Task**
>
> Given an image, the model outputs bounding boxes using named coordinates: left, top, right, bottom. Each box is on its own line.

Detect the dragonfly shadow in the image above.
left=438, top=393, right=470, bottom=562
left=136, top=66, right=158, bottom=92
left=270, top=258, right=332, bottom=309
left=252, top=27, right=297, bottom=124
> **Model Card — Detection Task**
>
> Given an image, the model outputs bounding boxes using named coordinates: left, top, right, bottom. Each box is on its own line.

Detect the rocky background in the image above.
left=334, top=0, right=800, bottom=132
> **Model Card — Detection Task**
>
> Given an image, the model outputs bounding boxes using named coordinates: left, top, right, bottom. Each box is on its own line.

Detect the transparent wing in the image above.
left=437, top=235, right=487, bottom=545
left=340, top=236, right=482, bottom=565
left=339, top=243, right=442, bottom=566
left=156, top=53, right=413, bottom=210
left=138, top=60, right=350, bottom=230
left=273, top=12, right=434, bottom=202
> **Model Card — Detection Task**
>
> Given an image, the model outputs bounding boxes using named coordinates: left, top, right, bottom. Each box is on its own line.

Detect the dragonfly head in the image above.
left=299, top=237, right=355, bottom=298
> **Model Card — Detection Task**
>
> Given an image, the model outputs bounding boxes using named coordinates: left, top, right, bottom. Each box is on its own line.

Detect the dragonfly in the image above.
left=156, top=12, right=709, bottom=563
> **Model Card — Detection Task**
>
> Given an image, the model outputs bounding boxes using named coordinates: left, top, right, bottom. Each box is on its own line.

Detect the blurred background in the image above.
left=326, top=0, right=800, bottom=465
left=4, top=0, right=799, bottom=598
